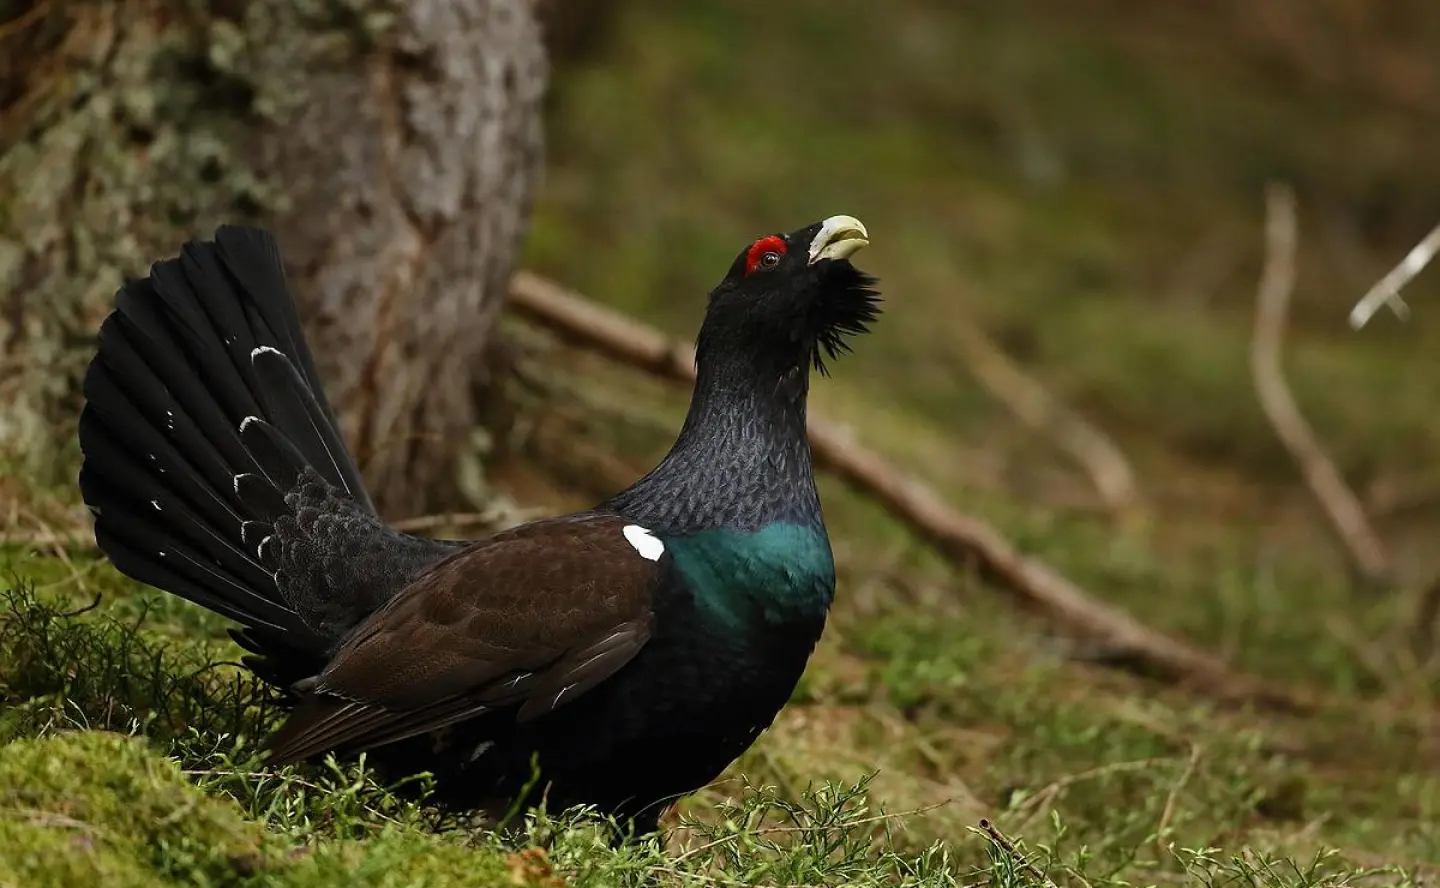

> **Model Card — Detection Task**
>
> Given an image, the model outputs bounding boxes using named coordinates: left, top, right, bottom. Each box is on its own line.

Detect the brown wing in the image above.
left=264, top=512, right=662, bottom=763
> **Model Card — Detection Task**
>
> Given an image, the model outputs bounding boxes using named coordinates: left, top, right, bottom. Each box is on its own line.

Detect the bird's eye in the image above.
left=744, top=235, right=788, bottom=275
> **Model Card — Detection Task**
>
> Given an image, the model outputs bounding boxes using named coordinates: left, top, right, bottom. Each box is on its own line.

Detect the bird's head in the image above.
left=698, top=215, right=881, bottom=377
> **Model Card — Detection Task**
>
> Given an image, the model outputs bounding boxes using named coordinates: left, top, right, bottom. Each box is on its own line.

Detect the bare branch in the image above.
left=1250, top=184, right=1390, bottom=585
left=0, top=530, right=94, bottom=551
left=508, top=271, right=1312, bottom=710
left=977, top=818, right=1060, bottom=888
left=1349, top=220, right=1440, bottom=329
left=952, top=319, right=1142, bottom=518
left=390, top=508, right=531, bottom=535
left=1412, top=577, right=1440, bottom=665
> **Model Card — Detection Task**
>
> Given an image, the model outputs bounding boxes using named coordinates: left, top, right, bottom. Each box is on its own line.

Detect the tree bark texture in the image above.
left=0, top=0, right=547, bottom=518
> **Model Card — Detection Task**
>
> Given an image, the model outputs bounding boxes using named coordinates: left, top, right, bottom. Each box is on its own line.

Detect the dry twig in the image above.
left=952, top=319, right=1142, bottom=519
left=0, top=2, right=49, bottom=41
left=977, top=818, right=1059, bottom=888
left=1349, top=220, right=1440, bottom=329
left=1250, top=184, right=1390, bottom=585
left=1154, top=744, right=1202, bottom=856
left=0, top=530, right=94, bottom=551
left=1412, top=578, right=1440, bottom=665
left=508, top=271, right=1311, bottom=710
left=390, top=508, right=526, bottom=535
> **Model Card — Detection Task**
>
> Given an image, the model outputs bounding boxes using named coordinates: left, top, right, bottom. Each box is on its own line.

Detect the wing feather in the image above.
left=265, top=513, right=663, bottom=764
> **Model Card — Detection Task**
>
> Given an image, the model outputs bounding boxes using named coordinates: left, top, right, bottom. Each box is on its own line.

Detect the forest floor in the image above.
left=4, top=0, right=1440, bottom=885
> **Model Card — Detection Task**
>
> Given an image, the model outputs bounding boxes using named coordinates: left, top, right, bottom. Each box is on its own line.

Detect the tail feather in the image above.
left=214, top=226, right=371, bottom=511
left=81, top=342, right=242, bottom=534
left=91, top=521, right=287, bottom=633
left=233, top=473, right=289, bottom=520
left=238, top=415, right=312, bottom=490
left=177, top=241, right=264, bottom=363
left=109, top=289, right=261, bottom=478
left=76, top=413, right=264, bottom=589
left=84, top=471, right=300, bottom=634
left=79, top=226, right=454, bottom=689
left=249, top=348, right=363, bottom=501
left=147, top=261, right=266, bottom=425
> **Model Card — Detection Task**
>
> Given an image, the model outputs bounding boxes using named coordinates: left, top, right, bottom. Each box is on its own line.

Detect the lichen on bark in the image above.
left=0, top=0, right=546, bottom=517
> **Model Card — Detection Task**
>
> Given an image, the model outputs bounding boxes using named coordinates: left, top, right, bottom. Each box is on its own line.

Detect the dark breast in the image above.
left=411, top=523, right=836, bottom=827
left=509, top=571, right=828, bottom=822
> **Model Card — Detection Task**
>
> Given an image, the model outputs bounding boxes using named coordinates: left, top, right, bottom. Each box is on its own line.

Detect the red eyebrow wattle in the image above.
left=744, top=236, right=787, bottom=275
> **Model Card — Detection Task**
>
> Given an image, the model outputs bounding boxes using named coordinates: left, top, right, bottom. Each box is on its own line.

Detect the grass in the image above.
left=5, top=0, right=1440, bottom=884
left=1, top=559, right=1431, bottom=887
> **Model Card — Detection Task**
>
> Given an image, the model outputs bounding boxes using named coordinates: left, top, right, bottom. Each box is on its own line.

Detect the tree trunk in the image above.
left=0, top=0, right=546, bottom=518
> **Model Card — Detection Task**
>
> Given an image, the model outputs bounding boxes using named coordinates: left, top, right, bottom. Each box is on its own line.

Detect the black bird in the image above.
left=77, top=215, right=879, bottom=834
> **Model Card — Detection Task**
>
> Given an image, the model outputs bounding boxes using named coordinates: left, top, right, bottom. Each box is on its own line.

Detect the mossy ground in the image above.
left=5, top=1, right=1440, bottom=885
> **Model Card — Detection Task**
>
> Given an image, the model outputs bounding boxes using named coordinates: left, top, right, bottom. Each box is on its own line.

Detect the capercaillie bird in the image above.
left=77, top=215, right=880, bottom=834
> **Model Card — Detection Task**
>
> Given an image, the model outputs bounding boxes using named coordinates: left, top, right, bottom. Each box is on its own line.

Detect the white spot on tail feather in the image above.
left=495, top=673, right=529, bottom=694
left=549, top=683, right=578, bottom=712
left=251, top=346, right=284, bottom=359
left=468, top=740, right=494, bottom=763
left=240, top=416, right=261, bottom=433
left=149, top=500, right=161, bottom=511
left=622, top=524, right=664, bottom=561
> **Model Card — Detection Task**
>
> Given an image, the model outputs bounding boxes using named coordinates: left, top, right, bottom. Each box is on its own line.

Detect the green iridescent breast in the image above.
left=664, top=522, right=836, bottom=629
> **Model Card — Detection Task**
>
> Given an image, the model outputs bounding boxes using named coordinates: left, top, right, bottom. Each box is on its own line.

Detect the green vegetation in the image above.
left=5, top=0, right=1440, bottom=884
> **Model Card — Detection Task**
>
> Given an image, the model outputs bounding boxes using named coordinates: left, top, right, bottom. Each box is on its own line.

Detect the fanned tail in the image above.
left=78, top=226, right=451, bottom=689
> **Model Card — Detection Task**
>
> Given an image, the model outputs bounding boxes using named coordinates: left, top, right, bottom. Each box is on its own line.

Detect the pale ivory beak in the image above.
left=807, top=215, right=870, bottom=265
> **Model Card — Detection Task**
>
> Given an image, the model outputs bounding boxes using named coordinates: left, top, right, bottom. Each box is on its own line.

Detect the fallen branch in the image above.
left=508, top=271, right=1310, bottom=710
left=1349, top=220, right=1440, bottom=329
left=977, top=818, right=1059, bottom=888
left=0, top=2, right=50, bottom=41
left=951, top=319, right=1142, bottom=519
left=1249, top=185, right=1390, bottom=586
left=0, top=530, right=94, bottom=551
left=1412, top=577, right=1440, bottom=665
left=390, top=508, right=525, bottom=535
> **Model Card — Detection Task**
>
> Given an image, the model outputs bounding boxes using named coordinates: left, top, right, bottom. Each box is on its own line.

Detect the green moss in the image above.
left=0, top=732, right=527, bottom=887
left=287, top=836, right=515, bottom=888
left=0, top=732, right=269, bottom=887
left=0, top=552, right=1428, bottom=884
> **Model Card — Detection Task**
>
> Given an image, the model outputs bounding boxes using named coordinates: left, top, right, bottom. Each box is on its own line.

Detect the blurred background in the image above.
left=532, top=0, right=1440, bottom=577
left=525, top=0, right=1440, bottom=690
left=3, top=0, right=1440, bottom=883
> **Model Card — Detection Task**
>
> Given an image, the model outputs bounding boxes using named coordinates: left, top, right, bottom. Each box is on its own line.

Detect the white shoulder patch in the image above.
left=622, top=524, right=665, bottom=561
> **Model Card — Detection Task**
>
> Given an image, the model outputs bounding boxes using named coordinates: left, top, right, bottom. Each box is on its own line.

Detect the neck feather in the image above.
left=602, top=346, right=821, bottom=534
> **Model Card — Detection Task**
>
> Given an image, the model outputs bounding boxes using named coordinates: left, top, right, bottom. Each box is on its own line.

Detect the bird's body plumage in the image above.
left=78, top=218, right=878, bottom=833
